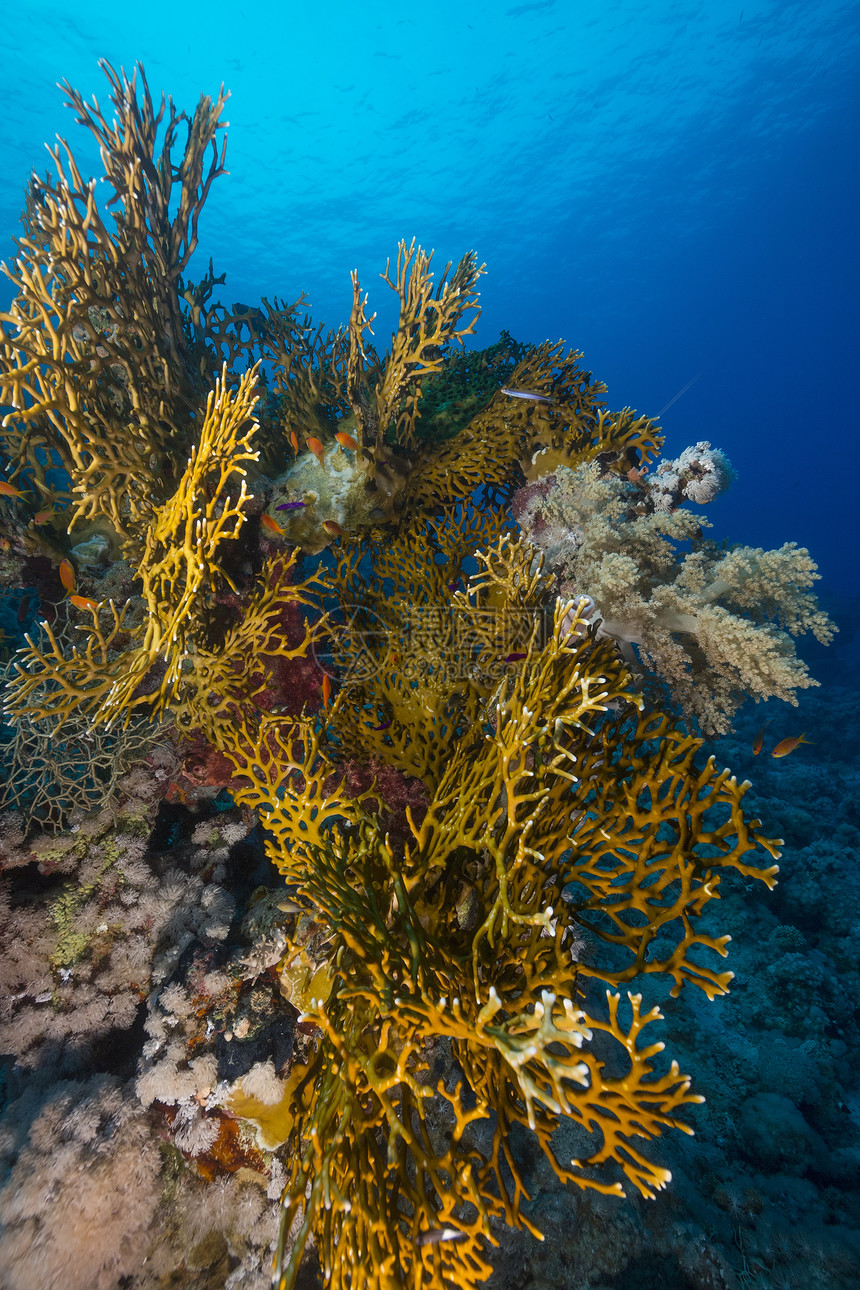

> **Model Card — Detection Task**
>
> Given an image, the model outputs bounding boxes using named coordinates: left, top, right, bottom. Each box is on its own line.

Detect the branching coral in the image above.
left=0, top=656, right=154, bottom=833
left=267, top=281, right=655, bottom=553
left=3, top=366, right=327, bottom=736
left=198, top=531, right=781, bottom=1289
left=348, top=238, right=485, bottom=454
left=0, top=62, right=231, bottom=546
left=0, top=59, right=833, bottom=1290
left=413, top=329, right=535, bottom=444
left=515, top=460, right=835, bottom=734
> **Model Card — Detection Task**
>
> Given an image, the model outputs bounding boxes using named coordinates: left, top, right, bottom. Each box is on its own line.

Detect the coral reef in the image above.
left=649, top=439, right=736, bottom=511
left=480, top=678, right=860, bottom=1290
left=0, top=641, right=154, bottom=832
left=0, top=62, right=230, bottom=544
left=0, top=1074, right=162, bottom=1290
left=0, top=58, right=848, bottom=1290
left=205, top=531, right=782, bottom=1288
left=514, top=460, right=834, bottom=734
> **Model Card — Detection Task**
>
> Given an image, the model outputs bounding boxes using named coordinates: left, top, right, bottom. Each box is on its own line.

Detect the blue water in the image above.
left=2, top=0, right=858, bottom=598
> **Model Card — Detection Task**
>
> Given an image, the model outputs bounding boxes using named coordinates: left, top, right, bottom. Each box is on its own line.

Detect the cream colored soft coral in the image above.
left=515, top=461, right=835, bottom=734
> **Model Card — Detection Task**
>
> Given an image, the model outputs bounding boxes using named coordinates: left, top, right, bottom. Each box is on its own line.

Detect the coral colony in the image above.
left=0, top=63, right=835, bottom=1290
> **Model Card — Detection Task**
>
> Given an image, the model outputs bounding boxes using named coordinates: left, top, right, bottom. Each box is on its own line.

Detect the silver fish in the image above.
left=415, top=1227, right=466, bottom=1247
left=500, top=386, right=553, bottom=403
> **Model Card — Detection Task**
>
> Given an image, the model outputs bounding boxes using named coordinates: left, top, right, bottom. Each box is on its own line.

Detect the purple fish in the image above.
left=372, top=719, right=392, bottom=731
left=500, top=386, right=553, bottom=403
left=504, top=652, right=527, bottom=663
left=276, top=500, right=307, bottom=511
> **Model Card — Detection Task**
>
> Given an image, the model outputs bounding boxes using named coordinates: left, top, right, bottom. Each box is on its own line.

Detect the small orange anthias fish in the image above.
left=33, top=507, right=57, bottom=525
left=771, top=732, right=813, bottom=759
left=0, top=481, right=27, bottom=500
left=321, top=674, right=332, bottom=707
left=290, top=430, right=299, bottom=455
left=69, top=594, right=99, bottom=612
left=752, top=719, right=771, bottom=755
left=260, top=513, right=285, bottom=536
left=322, top=519, right=345, bottom=538
left=58, top=558, right=76, bottom=594
left=306, top=436, right=326, bottom=464
left=335, top=431, right=358, bottom=451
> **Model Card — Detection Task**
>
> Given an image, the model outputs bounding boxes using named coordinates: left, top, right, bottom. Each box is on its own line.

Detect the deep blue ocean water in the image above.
left=0, top=4, right=859, bottom=1289
left=2, top=0, right=858, bottom=600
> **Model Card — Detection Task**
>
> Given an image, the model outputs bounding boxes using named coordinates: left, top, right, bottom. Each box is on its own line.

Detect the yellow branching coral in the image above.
left=171, top=550, right=329, bottom=747
left=0, top=62, right=810, bottom=1290
left=3, top=367, right=326, bottom=737
left=348, top=239, right=485, bottom=453
left=212, top=552, right=779, bottom=1290
left=319, top=511, right=523, bottom=785
left=269, top=316, right=353, bottom=461
left=266, top=269, right=664, bottom=557
left=195, top=289, right=356, bottom=473
left=0, top=61, right=230, bottom=546
left=397, top=340, right=658, bottom=517
left=221, top=710, right=378, bottom=872
left=561, top=705, right=780, bottom=997
left=136, top=364, right=260, bottom=652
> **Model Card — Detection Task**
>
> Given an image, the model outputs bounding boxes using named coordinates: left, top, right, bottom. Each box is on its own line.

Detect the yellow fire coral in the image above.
left=348, top=238, right=485, bottom=454
left=3, top=367, right=325, bottom=735
left=211, top=535, right=780, bottom=1290
left=267, top=295, right=657, bottom=552
left=0, top=62, right=231, bottom=547
left=0, top=60, right=817, bottom=1290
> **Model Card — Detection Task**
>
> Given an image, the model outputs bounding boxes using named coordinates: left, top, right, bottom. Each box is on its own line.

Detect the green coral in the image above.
left=413, top=329, right=535, bottom=443
left=49, top=850, right=116, bottom=970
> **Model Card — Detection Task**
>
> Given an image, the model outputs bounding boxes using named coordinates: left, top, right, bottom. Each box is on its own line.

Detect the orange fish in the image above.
left=752, top=720, right=771, bottom=755
left=322, top=519, right=345, bottom=538
left=260, top=513, right=285, bottom=536
left=335, top=431, right=358, bottom=451
left=58, top=558, right=76, bottom=594
left=306, top=436, right=326, bottom=464
left=69, top=594, right=99, bottom=612
left=290, top=430, right=299, bottom=455
left=0, top=536, right=10, bottom=552
left=321, top=674, right=332, bottom=708
left=771, top=733, right=813, bottom=759
left=0, top=481, right=26, bottom=500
